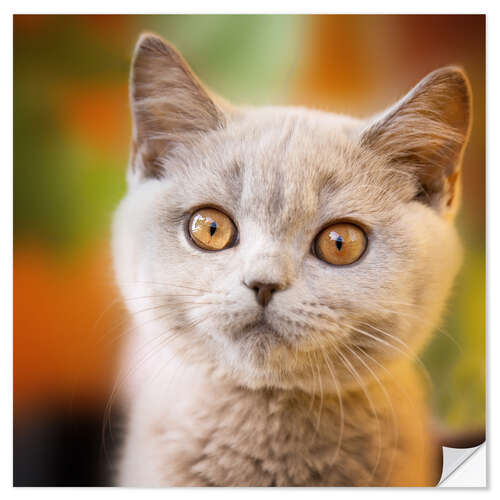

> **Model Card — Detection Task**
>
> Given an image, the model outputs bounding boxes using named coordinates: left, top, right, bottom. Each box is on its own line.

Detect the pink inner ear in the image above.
left=446, top=171, right=460, bottom=208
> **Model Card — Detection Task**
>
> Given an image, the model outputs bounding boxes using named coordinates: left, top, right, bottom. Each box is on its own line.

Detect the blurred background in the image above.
left=14, top=14, right=485, bottom=485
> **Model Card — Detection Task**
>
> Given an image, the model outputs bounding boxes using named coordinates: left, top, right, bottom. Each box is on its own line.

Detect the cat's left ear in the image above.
left=128, top=33, right=228, bottom=185
left=360, top=67, right=472, bottom=219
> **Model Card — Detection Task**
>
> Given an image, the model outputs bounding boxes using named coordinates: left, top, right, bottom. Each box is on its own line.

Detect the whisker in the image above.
left=353, top=344, right=429, bottom=474
left=145, top=315, right=214, bottom=388
left=306, top=351, right=317, bottom=416
left=101, top=298, right=219, bottom=453
left=345, top=344, right=399, bottom=486
left=121, top=293, right=205, bottom=301
left=311, top=349, right=324, bottom=433
left=335, top=345, right=382, bottom=483
left=347, top=323, right=433, bottom=388
left=319, top=348, right=344, bottom=462
left=98, top=302, right=219, bottom=348
left=114, top=280, right=212, bottom=293
left=364, top=308, right=464, bottom=353
left=102, top=328, right=180, bottom=457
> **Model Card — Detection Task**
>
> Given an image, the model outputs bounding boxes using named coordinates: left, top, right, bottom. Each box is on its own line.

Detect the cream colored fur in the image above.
left=112, top=34, right=471, bottom=486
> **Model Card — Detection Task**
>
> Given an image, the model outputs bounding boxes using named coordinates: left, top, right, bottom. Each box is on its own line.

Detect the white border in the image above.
left=0, top=1, right=494, bottom=14
left=5, top=2, right=496, bottom=497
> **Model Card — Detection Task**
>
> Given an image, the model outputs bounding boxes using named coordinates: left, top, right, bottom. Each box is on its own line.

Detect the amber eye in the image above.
left=188, top=208, right=237, bottom=251
left=314, top=223, right=367, bottom=265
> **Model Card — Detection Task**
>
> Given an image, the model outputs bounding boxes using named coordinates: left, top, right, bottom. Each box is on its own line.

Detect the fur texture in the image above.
left=112, top=34, right=471, bottom=486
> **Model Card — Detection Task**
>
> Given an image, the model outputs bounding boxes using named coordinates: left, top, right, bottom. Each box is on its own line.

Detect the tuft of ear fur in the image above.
left=129, top=33, right=226, bottom=183
left=360, top=67, right=472, bottom=218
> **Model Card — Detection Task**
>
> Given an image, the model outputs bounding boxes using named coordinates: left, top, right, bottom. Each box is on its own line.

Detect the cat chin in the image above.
left=212, top=337, right=330, bottom=393
left=222, top=359, right=342, bottom=394
left=229, top=318, right=284, bottom=343
left=222, top=359, right=310, bottom=392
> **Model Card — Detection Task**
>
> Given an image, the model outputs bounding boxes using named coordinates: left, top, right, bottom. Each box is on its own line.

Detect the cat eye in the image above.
left=313, top=223, right=367, bottom=266
left=188, top=208, right=237, bottom=251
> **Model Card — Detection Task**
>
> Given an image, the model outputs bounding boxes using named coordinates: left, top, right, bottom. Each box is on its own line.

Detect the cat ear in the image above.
left=360, top=67, right=472, bottom=218
left=129, top=33, right=226, bottom=183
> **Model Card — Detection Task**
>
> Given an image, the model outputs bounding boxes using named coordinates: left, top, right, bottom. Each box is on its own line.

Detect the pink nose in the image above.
left=245, top=281, right=281, bottom=307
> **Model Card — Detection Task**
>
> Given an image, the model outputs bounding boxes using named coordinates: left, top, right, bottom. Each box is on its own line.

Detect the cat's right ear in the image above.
left=128, top=34, right=226, bottom=184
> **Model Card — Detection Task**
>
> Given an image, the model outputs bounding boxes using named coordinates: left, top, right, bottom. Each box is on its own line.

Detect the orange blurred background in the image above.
left=14, top=15, right=485, bottom=454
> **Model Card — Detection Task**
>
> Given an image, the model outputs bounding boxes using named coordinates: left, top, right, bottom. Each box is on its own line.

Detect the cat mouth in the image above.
left=229, top=317, right=295, bottom=372
left=234, top=318, right=282, bottom=342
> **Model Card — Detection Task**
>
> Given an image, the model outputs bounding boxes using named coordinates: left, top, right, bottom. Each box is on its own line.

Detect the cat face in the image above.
left=113, top=35, right=471, bottom=392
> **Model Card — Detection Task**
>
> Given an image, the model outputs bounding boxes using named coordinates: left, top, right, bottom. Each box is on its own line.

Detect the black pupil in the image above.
left=335, top=236, right=343, bottom=251
left=209, top=221, right=217, bottom=237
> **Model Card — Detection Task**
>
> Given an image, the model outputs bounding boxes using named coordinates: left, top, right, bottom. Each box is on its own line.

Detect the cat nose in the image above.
left=245, top=281, right=282, bottom=307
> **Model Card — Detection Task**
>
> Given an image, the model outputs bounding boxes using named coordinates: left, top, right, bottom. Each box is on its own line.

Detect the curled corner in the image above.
left=438, top=443, right=486, bottom=487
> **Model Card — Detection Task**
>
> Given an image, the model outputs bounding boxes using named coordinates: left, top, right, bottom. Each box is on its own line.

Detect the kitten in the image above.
left=112, top=33, right=471, bottom=486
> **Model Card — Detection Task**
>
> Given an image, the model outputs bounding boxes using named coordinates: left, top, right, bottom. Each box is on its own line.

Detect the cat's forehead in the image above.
left=167, top=107, right=411, bottom=233
left=233, top=113, right=352, bottom=229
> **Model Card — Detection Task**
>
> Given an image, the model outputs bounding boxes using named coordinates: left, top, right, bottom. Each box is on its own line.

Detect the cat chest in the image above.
left=150, top=395, right=385, bottom=486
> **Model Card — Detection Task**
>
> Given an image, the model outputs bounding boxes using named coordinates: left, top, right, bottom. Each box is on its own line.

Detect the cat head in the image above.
left=113, top=34, right=471, bottom=392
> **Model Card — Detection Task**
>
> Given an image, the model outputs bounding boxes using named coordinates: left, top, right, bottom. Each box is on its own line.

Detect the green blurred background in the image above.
left=14, top=15, right=485, bottom=430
